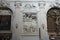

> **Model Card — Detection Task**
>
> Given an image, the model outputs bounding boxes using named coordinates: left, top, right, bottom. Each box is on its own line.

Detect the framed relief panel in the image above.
left=22, top=13, right=38, bottom=35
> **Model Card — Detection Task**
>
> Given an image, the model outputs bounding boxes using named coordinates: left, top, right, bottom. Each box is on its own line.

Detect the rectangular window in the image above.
left=0, top=15, right=11, bottom=30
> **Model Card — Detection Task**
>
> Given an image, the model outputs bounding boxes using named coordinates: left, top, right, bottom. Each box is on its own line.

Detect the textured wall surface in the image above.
left=0, top=0, right=60, bottom=40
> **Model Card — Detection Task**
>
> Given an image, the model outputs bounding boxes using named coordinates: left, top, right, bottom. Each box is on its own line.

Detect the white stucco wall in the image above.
left=10, top=1, right=49, bottom=40
left=1, top=0, right=60, bottom=40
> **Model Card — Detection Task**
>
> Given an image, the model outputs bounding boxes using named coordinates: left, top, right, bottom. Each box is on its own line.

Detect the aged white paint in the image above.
left=0, top=0, right=60, bottom=40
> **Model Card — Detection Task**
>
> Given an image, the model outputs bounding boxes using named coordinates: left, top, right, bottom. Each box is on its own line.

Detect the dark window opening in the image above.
left=0, top=15, right=11, bottom=30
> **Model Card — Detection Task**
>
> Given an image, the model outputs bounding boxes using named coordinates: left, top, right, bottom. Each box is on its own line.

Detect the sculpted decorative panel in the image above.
left=22, top=13, right=38, bottom=35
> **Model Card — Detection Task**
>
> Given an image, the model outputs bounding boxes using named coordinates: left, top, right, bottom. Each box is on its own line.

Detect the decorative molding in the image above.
left=14, top=2, right=22, bottom=8
left=38, top=2, right=46, bottom=9
left=24, top=4, right=36, bottom=9
left=0, top=1, right=10, bottom=7
left=55, top=2, right=60, bottom=7
left=14, top=2, right=22, bottom=6
left=49, top=2, right=60, bottom=8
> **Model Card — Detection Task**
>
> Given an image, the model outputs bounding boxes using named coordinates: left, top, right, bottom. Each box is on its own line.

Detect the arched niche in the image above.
left=47, top=7, right=60, bottom=40
left=0, top=7, right=13, bottom=15
left=0, top=7, right=13, bottom=30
